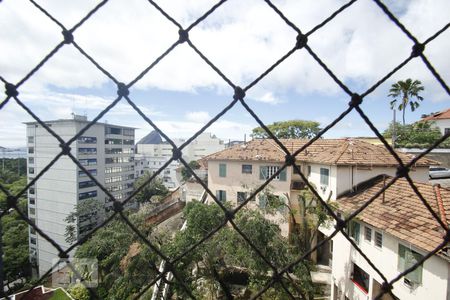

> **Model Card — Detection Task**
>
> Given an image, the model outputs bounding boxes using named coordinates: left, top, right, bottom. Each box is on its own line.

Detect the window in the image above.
left=29, top=198, right=35, bottom=205
left=260, top=166, right=287, bottom=181
left=79, top=191, right=97, bottom=200
left=106, top=126, right=122, bottom=135
left=78, top=147, right=97, bottom=155
left=79, top=158, right=97, bottom=166
left=293, top=165, right=301, bottom=174
left=28, top=147, right=34, bottom=154
left=28, top=157, right=34, bottom=164
left=123, top=139, right=134, bottom=145
left=216, top=190, right=226, bottom=202
left=445, top=128, right=450, bottom=135
left=349, top=221, right=360, bottom=244
left=364, top=226, right=372, bottom=242
left=219, top=163, right=227, bottom=177
left=242, top=164, right=252, bottom=174
left=375, top=231, right=383, bottom=248
left=105, top=138, right=122, bottom=145
left=237, top=192, right=247, bottom=204
left=307, top=165, right=311, bottom=176
left=320, top=168, right=329, bottom=186
left=123, top=128, right=134, bottom=136
left=30, top=237, right=37, bottom=245
left=78, top=136, right=97, bottom=144
left=79, top=181, right=96, bottom=189
left=105, top=148, right=122, bottom=154
left=78, top=169, right=97, bottom=177
left=398, top=244, right=423, bottom=285
left=28, top=167, right=34, bottom=174
left=29, top=207, right=35, bottom=215
left=351, top=263, right=369, bottom=294
left=29, top=187, right=35, bottom=195
left=28, top=136, right=34, bottom=143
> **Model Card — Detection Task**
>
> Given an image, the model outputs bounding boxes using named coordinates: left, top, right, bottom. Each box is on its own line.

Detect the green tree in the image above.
left=251, top=120, right=321, bottom=139
left=389, top=79, right=425, bottom=125
left=383, top=121, right=448, bottom=148
left=165, top=201, right=316, bottom=299
left=180, top=160, right=201, bottom=182
left=133, top=172, right=169, bottom=204
left=65, top=198, right=103, bottom=244
left=68, top=283, right=90, bottom=300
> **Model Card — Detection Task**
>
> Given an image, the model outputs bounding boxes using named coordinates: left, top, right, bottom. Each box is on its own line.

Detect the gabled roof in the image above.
left=422, top=108, right=450, bottom=121
left=337, top=175, right=450, bottom=254
left=205, top=138, right=436, bottom=167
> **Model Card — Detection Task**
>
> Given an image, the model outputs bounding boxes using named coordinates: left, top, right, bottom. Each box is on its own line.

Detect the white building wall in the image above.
left=331, top=221, right=449, bottom=300
left=27, top=118, right=134, bottom=276
left=432, top=119, right=450, bottom=135
left=335, top=166, right=429, bottom=197
left=207, top=160, right=291, bottom=236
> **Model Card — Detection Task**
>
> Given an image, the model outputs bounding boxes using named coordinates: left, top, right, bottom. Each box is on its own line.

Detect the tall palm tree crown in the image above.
left=388, top=78, right=425, bottom=125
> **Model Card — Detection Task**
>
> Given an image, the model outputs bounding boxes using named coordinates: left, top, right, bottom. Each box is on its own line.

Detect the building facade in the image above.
left=331, top=176, right=450, bottom=300
left=135, top=131, right=225, bottom=190
left=205, top=139, right=434, bottom=237
left=26, top=115, right=135, bottom=276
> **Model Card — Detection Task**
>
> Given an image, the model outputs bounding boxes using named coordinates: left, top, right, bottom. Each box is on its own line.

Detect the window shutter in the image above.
left=260, top=166, right=267, bottom=180
left=223, top=191, right=226, bottom=202
left=279, top=168, right=287, bottom=181
left=219, top=164, right=226, bottom=177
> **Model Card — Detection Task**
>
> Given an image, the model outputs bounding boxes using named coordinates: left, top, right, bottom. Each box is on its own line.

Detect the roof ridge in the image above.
left=433, top=184, right=449, bottom=229
left=333, top=139, right=351, bottom=164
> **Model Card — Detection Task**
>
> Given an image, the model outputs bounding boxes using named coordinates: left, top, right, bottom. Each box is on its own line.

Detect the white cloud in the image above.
left=185, top=111, right=211, bottom=123
left=1, top=0, right=448, bottom=96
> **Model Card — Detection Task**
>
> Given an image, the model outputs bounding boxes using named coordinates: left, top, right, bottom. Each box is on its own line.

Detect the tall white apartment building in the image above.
left=26, top=115, right=135, bottom=276
left=135, top=131, right=225, bottom=189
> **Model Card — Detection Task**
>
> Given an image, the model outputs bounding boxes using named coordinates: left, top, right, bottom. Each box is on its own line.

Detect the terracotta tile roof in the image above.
left=422, top=108, right=450, bottom=121
left=206, top=138, right=436, bottom=167
left=336, top=175, right=450, bottom=254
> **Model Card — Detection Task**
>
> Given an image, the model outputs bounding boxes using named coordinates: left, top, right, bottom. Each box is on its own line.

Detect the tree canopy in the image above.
left=251, top=120, right=321, bottom=139
left=388, top=78, right=424, bottom=125
left=383, top=121, right=449, bottom=148
left=180, top=160, right=201, bottom=182
left=133, top=172, right=169, bottom=204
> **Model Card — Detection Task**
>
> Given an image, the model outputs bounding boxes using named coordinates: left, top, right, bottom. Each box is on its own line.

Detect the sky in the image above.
left=0, top=0, right=449, bottom=147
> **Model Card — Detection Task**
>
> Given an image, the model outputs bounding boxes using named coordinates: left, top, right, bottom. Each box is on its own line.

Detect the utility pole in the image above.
left=392, top=109, right=396, bottom=149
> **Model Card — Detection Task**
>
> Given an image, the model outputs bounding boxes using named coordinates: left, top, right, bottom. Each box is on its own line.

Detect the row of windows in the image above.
left=105, top=165, right=134, bottom=173
left=78, top=136, right=97, bottom=144
left=105, top=138, right=135, bottom=145
left=107, top=183, right=133, bottom=192
left=105, top=175, right=121, bottom=183
left=105, top=127, right=134, bottom=136
left=219, top=163, right=288, bottom=181
left=79, top=147, right=97, bottom=155
left=349, top=221, right=383, bottom=248
left=28, top=136, right=34, bottom=143
left=79, top=169, right=97, bottom=177
left=79, top=180, right=96, bottom=189
left=79, top=158, right=97, bottom=166
left=105, top=157, right=134, bottom=164
left=79, top=190, right=97, bottom=200
left=105, top=147, right=134, bottom=154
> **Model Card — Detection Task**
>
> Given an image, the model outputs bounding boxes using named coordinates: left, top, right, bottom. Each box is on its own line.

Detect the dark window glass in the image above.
left=351, top=263, right=369, bottom=293
left=242, top=164, right=252, bottom=174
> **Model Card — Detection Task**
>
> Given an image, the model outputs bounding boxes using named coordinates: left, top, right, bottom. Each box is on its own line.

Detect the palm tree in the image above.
left=388, top=79, right=425, bottom=125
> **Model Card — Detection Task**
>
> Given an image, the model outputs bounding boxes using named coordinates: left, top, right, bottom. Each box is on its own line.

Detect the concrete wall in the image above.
left=331, top=220, right=449, bottom=300
left=433, top=119, right=450, bottom=135
left=336, top=166, right=429, bottom=197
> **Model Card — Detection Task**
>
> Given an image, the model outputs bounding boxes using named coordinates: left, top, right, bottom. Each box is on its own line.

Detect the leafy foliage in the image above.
left=64, top=198, right=104, bottom=244
left=383, top=121, right=449, bottom=148
left=251, top=120, right=321, bottom=139
left=0, top=174, right=31, bottom=292
left=180, top=160, right=201, bottom=182
left=389, top=78, right=424, bottom=125
left=68, top=284, right=90, bottom=300
left=165, top=201, right=316, bottom=299
left=133, top=171, right=169, bottom=204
